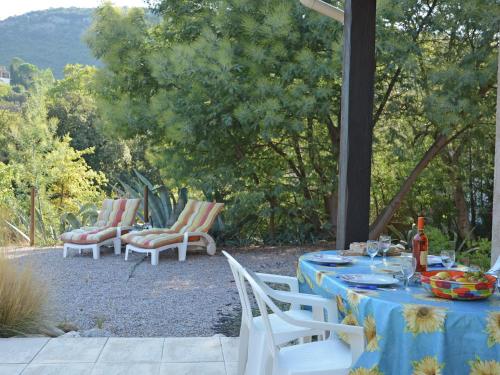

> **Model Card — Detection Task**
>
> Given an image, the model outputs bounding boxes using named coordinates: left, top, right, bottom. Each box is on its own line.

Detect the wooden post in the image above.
left=29, top=186, right=35, bottom=246
left=336, top=0, right=377, bottom=249
left=143, top=185, right=149, bottom=224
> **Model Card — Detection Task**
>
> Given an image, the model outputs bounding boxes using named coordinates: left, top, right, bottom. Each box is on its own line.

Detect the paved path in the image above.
left=0, top=337, right=239, bottom=375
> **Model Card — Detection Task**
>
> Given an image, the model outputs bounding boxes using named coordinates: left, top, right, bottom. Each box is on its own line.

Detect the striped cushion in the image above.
left=95, top=199, right=114, bottom=227
left=60, top=227, right=118, bottom=244
left=170, top=200, right=224, bottom=234
left=123, top=231, right=202, bottom=249
left=121, top=200, right=223, bottom=249
left=105, top=199, right=141, bottom=227
left=61, top=198, right=140, bottom=244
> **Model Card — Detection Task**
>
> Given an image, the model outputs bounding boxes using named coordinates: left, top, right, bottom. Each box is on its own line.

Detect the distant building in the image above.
left=0, top=66, right=10, bottom=85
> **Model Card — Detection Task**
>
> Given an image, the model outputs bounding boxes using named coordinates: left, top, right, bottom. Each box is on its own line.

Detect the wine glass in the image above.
left=440, top=250, right=455, bottom=269
left=379, top=235, right=391, bottom=263
left=366, top=240, right=379, bottom=265
left=400, top=257, right=417, bottom=288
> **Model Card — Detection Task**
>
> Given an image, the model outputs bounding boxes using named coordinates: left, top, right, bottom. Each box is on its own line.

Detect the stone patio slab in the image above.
left=225, top=361, right=238, bottom=375
left=220, top=337, right=239, bottom=362
left=21, top=363, right=93, bottom=375
left=0, top=364, right=25, bottom=375
left=92, top=362, right=160, bottom=375
left=159, top=362, right=226, bottom=375
left=98, top=338, right=164, bottom=363
left=33, top=338, right=107, bottom=363
left=162, top=337, right=223, bottom=363
left=0, top=338, right=48, bottom=364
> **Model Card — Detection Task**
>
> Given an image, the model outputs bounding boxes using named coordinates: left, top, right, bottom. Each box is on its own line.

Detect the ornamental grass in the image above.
left=0, top=252, right=47, bottom=337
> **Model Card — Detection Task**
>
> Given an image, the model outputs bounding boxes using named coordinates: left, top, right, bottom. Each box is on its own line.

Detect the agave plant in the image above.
left=117, top=170, right=187, bottom=228
left=5, top=206, right=59, bottom=245
left=60, top=203, right=99, bottom=232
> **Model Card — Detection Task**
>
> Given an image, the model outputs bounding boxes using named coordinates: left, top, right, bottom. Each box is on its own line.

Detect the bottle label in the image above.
left=420, top=251, right=427, bottom=266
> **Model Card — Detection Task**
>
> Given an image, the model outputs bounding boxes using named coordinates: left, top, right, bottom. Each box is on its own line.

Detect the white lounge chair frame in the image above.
left=125, top=231, right=217, bottom=265
left=63, top=227, right=127, bottom=260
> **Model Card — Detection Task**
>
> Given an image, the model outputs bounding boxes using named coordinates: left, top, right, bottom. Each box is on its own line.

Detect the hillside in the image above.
left=0, top=8, right=98, bottom=78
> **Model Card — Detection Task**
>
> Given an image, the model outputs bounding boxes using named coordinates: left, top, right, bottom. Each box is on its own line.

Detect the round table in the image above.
left=297, top=250, right=500, bottom=375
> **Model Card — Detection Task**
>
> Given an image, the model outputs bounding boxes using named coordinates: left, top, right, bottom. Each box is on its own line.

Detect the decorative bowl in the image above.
left=420, top=270, right=496, bottom=300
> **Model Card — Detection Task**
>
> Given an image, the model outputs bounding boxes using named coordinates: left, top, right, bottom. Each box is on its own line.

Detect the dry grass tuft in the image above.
left=0, top=252, right=47, bottom=337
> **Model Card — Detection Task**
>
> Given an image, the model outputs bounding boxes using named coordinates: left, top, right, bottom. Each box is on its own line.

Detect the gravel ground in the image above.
left=9, top=244, right=328, bottom=337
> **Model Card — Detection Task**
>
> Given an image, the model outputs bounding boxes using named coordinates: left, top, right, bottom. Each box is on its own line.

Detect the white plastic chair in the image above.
left=222, top=251, right=338, bottom=375
left=245, top=266, right=365, bottom=375
left=487, top=255, right=500, bottom=274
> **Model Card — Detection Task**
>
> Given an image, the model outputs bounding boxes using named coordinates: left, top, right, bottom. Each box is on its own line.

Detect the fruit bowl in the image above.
left=420, top=270, right=497, bottom=300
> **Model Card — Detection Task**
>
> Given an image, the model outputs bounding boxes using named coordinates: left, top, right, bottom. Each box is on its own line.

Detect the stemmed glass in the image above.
left=400, top=257, right=417, bottom=288
left=379, top=235, right=391, bottom=263
left=366, top=240, right=379, bottom=266
left=440, top=250, right=455, bottom=269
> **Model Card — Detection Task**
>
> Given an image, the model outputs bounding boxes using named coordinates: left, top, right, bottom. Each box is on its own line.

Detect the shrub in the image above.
left=425, top=226, right=451, bottom=254
left=0, top=253, right=47, bottom=337
left=457, top=239, right=493, bottom=271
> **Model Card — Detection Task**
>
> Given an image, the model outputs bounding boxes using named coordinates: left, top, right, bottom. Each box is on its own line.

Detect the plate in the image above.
left=427, top=255, right=443, bottom=265
left=304, top=253, right=353, bottom=265
left=340, top=274, right=399, bottom=286
left=373, top=261, right=402, bottom=275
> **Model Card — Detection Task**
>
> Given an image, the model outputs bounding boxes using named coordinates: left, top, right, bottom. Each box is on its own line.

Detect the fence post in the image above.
left=144, top=185, right=149, bottom=224
left=30, top=186, right=35, bottom=246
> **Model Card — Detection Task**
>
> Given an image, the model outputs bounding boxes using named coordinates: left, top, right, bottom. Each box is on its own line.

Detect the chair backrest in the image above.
left=171, top=200, right=224, bottom=233
left=95, top=198, right=141, bottom=227
left=243, top=268, right=286, bottom=358
left=95, top=199, right=114, bottom=227
left=222, top=251, right=254, bottom=325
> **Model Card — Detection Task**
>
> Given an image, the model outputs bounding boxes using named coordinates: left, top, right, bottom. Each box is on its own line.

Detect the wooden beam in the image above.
left=336, top=0, right=377, bottom=249
left=491, top=45, right=500, bottom=266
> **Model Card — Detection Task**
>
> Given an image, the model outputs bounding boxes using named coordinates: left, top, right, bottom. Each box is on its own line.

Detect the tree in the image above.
left=0, top=60, right=106, bottom=243
left=369, top=0, right=498, bottom=238
left=87, top=2, right=345, bottom=241
left=86, top=0, right=499, bottom=244
left=47, top=64, right=138, bottom=184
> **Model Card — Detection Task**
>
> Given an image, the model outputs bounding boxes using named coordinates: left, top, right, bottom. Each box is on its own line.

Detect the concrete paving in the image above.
left=0, top=337, right=239, bottom=375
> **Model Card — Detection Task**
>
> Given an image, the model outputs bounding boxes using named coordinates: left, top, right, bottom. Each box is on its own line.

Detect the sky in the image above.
left=0, top=0, right=146, bottom=20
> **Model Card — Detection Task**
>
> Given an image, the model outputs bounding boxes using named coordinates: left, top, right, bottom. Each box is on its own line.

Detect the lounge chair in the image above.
left=122, top=199, right=224, bottom=264
left=61, top=198, right=141, bottom=260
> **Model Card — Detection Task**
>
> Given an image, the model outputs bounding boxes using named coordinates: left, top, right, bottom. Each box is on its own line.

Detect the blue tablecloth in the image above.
left=297, top=250, right=500, bottom=375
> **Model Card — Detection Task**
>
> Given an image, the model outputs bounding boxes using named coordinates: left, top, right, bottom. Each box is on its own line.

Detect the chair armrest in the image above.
left=256, top=272, right=299, bottom=293
left=272, top=290, right=338, bottom=322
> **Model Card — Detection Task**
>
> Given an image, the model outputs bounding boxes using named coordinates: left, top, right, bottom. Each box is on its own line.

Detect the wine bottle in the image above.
left=412, top=217, right=428, bottom=272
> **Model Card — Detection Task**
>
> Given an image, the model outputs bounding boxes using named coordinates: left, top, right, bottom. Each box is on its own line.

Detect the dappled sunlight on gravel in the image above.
left=9, top=244, right=331, bottom=336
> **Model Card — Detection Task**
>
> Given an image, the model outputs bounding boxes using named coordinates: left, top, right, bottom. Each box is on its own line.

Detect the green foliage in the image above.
left=118, top=170, right=188, bottom=228
left=0, top=0, right=497, bottom=256
left=84, top=0, right=498, bottom=248
left=60, top=203, right=99, bottom=232
left=426, top=226, right=452, bottom=254
left=87, top=1, right=343, bottom=243
left=457, top=239, right=493, bottom=271
left=46, top=64, right=148, bottom=185
left=0, top=60, right=106, bottom=245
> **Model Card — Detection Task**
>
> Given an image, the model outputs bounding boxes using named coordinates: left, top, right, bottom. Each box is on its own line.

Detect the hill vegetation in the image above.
left=0, top=8, right=98, bottom=78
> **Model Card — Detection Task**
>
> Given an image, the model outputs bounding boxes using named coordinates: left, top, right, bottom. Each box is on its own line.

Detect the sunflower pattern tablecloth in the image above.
left=297, top=251, right=500, bottom=375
